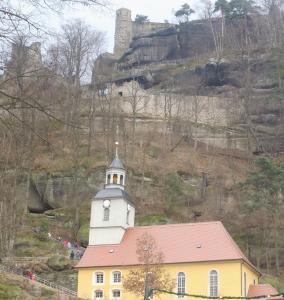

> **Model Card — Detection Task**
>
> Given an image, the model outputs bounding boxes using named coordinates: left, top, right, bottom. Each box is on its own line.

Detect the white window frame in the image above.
left=93, top=288, right=104, bottom=300
left=176, top=272, right=186, bottom=298
left=111, top=270, right=122, bottom=285
left=93, top=271, right=105, bottom=285
left=110, top=288, right=122, bottom=300
left=208, top=269, right=219, bottom=297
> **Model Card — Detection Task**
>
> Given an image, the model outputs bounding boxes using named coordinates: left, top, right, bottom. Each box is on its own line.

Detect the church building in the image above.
left=76, top=151, right=262, bottom=300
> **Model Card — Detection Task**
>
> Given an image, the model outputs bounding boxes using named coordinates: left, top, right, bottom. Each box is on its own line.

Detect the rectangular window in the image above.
left=103, top=208, right=110, bottom=221
left=113, top=272, right=121, bottom=283
left=95, top=290, right=103, bottom=299
left=95, top=272, right=104, bottom=284
left=112, top=289, right=121, bottom=298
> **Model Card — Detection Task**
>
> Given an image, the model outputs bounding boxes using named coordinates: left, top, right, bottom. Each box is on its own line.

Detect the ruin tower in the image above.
left=28, top=42, right=42, bottom=67
left=114, top=8, right=132, bottom=58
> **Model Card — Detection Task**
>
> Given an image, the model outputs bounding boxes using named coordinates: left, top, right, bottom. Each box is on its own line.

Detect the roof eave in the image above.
left=75, top=258, right=255, bottom=270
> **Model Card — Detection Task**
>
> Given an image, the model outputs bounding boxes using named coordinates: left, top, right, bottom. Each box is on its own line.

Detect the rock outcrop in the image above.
left=118, top=22, right=214, bottom=68
left=25, top=168, right=105, bottom=213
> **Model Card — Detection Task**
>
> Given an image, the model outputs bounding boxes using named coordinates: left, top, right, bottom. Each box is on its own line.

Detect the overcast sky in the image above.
left=46, top=0, right=202, bottom=52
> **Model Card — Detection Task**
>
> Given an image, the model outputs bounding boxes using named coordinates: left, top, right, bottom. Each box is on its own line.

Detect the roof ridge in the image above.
left=128, top=221, right=221, bottom=230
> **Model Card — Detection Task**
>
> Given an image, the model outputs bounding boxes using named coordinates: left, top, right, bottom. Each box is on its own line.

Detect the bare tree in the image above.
left=123, top=232, right=175, bottom=299
left=47, top=20, right=105, bottom=237
left=124, top=80, right=149, bottom=159
left=0, top=0, right=107, bottom=257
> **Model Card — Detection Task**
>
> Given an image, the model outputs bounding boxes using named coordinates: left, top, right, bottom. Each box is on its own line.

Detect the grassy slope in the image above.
left=0, top=272, right=64, bottom=300
left=14, top=132, right=284, bottom=290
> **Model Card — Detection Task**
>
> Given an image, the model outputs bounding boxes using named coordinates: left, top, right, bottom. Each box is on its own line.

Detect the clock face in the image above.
left=127, top=204, right=131, bottom=211
left=103, top=200, right=111, bottom=208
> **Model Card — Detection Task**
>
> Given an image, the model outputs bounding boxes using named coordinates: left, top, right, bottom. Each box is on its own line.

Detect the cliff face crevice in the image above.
left=25, top=169, right=105, bottom=213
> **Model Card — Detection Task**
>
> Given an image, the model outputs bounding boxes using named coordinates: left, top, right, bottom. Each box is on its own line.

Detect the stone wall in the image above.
left=132, top=21, right=172, bottom=38
left=105, top=81, right=241, bottom=127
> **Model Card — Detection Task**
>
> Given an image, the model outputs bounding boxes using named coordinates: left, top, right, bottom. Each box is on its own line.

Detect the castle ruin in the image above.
left=113, top=8, right=173, bottom=58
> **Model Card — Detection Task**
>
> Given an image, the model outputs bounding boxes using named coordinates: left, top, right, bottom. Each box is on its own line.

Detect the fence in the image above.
left=2, top=256, right=50, bottom=263
left=0, top=264, right=77, bottom=297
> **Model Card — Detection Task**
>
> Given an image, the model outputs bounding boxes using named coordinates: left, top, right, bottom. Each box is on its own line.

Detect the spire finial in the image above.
left=115, top=141, right=119, bottom=158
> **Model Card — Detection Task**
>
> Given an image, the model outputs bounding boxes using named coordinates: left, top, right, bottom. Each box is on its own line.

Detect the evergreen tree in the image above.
left=175, top=3, right=195, bottom=23
left=135, top=14, right=150, bottom=23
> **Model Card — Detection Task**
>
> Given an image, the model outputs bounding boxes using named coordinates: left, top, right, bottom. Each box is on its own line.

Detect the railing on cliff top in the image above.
left=2, top=256, right=50, bottom=263
left=0, top=264, right=77, bottom=297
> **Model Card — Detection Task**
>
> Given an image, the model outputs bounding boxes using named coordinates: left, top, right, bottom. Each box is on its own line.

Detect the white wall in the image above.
left=89, top=198, right=135, bottom=245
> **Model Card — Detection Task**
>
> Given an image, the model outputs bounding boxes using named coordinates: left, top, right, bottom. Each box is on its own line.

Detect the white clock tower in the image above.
left=88, top=146, right=135, bottom=245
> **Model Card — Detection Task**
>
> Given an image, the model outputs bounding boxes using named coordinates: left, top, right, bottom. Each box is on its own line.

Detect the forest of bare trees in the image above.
left=0, top=0, right=283, bottom=281
left=0, top=0, right=107, bottom=256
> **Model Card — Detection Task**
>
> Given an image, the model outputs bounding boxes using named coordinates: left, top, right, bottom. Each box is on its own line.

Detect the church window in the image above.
left=107, top=174, right=111, bottom=184
left=95, top=290, right=103, bottom=299
left=113, top=174, right=118, bottom=184
left=118, top=91, right=123, bottom=96
left=209, top=270, right=218, bottom=297
left=177, top=272, right=185, bottom=298
left=94, top=272, right=104, bottom=284
left=103, top=208, right=110, bottom=221
left=120, top=175, right=123, bottom=184
left=112, top=289, right=121, bottom=298
left=244, top=272, right=247, bottom=296
left=113, top=271, right=122, bottom=283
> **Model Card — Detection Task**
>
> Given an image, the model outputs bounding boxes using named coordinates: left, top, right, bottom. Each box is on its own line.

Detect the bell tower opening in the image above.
left=105, top=142, right=126, bottom=190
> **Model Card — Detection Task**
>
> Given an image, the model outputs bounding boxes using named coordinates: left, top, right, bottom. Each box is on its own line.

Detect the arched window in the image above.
left=209, top=270, right=218, bottom=297
left=120, top=175, right=123, bottom=185
left=113, top=271, right=122, bottom=283
left=113, top=174, right=118, bottom=184
left=177, top=272, right=185, bottom=298
left=244, top=272, right=247, bottom=296
left=103, top=208, right=110, bottom=221
left=112, top=289, right=121, bottom=299
left=94, top=289, right=103, bottom=299
left=107, top=174, right=111, bottom=184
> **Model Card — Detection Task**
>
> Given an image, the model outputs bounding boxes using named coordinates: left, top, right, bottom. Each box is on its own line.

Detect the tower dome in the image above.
left=105, top=147, right=126, bottom=190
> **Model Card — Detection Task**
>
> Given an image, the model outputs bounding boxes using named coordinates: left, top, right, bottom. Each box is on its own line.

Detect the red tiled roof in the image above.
left=76, top=221, right=256, bottom=269
left=247, top=284, right=278, bottom=297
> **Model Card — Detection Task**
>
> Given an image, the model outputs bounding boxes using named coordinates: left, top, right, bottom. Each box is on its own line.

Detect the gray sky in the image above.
left=48, top=0, right=202, bottom=52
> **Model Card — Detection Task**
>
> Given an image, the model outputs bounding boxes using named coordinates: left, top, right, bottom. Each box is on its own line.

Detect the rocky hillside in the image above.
left=0, top=4, right=283, bottom=293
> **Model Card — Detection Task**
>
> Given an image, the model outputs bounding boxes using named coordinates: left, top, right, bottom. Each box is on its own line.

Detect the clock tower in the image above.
left=88, top=147, right=135, bottom=245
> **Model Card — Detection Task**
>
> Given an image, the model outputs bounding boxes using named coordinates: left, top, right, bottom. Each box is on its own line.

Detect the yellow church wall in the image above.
left=241, top=262, right=260, bottom=296
left=77, top=260, right=260, bottom=300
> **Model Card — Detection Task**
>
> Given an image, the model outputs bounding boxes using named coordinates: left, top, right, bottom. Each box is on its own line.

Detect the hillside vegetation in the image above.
left=0, top=0, right=283, bottom=294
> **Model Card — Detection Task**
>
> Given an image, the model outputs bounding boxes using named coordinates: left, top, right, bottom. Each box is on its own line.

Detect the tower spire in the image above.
left=115, top=141, right=119, bottom=158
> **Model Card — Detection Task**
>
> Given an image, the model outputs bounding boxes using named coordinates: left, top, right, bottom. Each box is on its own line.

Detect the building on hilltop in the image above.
left=113, top=8, right=173, bottom=58
left=5, top=41, right=42, bottom=76
left=75, top=147, right=268, bottom=300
